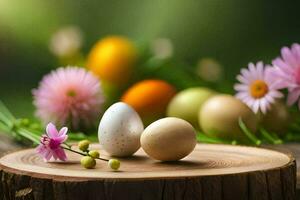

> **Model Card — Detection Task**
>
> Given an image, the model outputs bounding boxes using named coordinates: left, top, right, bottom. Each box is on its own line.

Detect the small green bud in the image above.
left=89, top=150, right=100, bottom=158
left=108, top=159, right=120, bottom=170
left=78, top=140, right=90, bottom=152
left=29, top=123, right=41, bottom=130
left=80, top=156, right=96, bottom=169
left=20, top=118, right=30, bottom=126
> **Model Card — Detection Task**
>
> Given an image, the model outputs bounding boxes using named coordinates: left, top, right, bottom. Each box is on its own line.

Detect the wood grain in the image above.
left=0, top=144, right=296, bottom=200
left=265, top=143, right=300, bottom=189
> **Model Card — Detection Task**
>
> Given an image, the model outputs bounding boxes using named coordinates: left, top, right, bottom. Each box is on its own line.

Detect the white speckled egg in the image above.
left=98, top=102, right=144, bottom=157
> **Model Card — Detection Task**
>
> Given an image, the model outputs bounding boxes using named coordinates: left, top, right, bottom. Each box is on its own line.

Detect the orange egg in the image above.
left=86, top=36, right=137, bottom=85
left=121, top=80, right=176, bottom=124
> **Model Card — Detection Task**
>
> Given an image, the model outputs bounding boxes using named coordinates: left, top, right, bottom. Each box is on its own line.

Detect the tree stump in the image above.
left=0, top=144, right=296, bottom=200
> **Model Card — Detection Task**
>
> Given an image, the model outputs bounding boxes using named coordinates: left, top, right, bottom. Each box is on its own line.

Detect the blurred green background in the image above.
left=0, top=0, right=300, bottom=118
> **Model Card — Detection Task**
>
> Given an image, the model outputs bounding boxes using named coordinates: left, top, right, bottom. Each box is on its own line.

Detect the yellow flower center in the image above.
left=67, top=90, right=76, bottom=97
left=250, top=80, right=268, bottom=99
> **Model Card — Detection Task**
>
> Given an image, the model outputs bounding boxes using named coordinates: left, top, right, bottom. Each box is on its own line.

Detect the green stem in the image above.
left=63, top=142, right=72, bottom=149
left=62, top=146, right=86, bottom=156
left=96, top=157, right=109, bottom=162
left=62, top=146, right=109, bottom=162
left=259, top=128, right=282, bottom=144
left=239, top=118, right=261, bottom=146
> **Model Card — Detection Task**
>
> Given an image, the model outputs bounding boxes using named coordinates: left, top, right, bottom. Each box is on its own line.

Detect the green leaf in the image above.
left=17, top=128, right=40, bottom=145
left=0, top=121, right=10, bottom=132
left=284, top=132, right=300, bottom=142
left=196, top=132, right=236, bottom=144
left=0, top=100, right=16, bottom=121
left=238, top=118, right=261, bottom=146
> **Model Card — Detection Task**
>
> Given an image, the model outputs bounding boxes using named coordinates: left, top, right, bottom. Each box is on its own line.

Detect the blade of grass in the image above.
left=196, top=132, right=236, bottom=144
left=18, top=128, right=40, bottom=145
left=0, top=121, right=10, bottom=132
left=0, top=100, right=16, bottom=121
left=18, top=128, right=40, bottom=140
left=238, top=118, right=261, bottom=146
left=0, top=111, right=13, bottom=127
left=259, top=128, right=282, bottom=144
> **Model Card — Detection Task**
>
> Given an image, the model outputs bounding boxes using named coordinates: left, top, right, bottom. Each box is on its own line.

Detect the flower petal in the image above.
left=234, top=84, right=248, bottom=91
left=272, top=58, right=294, bottom=75
left=256, top=61, right=264, bottom=79
left=287, top=89, right=300, bottom=106
left=259, top=99, right=268, bottom=114
left=292, top=43, right=300, bottom=60
left=44, top=150, right=53, bottom=161
left=55, top=135, right=68, bottom=143
left=281, top=47, right=298, bottom=67
left=235, top=92, right=249, bottom=100
left=46, top=123, right=59, bottom=138
left=249, top=63, right=258, bottom=78
left=237, top=75, right=249, bottom=84
left=268, top=90, right=283, bottom=99
left=54, top=148, right=67, bottom=161
left=59, top=127, right=68, bottom=136
left=252, top=100, right=260, bottom=113
left=52, top=151, right=58, bottom=160
left=36, top=144, right=46, bottom=154
left=241, top=69, right=253, bottom=81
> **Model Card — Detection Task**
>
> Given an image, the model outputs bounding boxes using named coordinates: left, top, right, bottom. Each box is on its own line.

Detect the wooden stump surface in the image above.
left=265, top=143, right=300, bottom=189
left=0, top=143, right=296, bottom=200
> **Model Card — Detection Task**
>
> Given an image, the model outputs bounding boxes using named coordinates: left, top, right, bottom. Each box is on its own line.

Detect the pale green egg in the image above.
left=167, top=87, right=216, bottom=129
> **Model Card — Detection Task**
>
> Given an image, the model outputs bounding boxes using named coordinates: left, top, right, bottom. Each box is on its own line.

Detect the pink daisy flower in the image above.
left=36, top=123, right=68, bottom=161
left=271, top=43, right=300, bottom=109
left=234, top=62, right=283, bottom=114
left=33, top=67, right=104, bottom=129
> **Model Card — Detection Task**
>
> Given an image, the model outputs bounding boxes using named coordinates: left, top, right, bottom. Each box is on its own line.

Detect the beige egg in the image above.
left=141, top=117, right=197, bottom=161
left=261, top=100, right=290, bottom=135
left=199, top=94, right=257, bottom=141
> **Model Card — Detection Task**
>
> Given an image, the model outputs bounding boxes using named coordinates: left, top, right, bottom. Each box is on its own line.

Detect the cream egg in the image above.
left=98, top=102, right=144, bottom=157
left=199, top=94, right=257, bottom=142
left=141, top=117, right=196, bottom=161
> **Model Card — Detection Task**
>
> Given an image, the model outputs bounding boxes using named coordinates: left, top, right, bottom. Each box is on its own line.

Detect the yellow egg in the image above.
left=141, top=117, right=197, bottom=161
left=86, top=36, right=137, bottom=85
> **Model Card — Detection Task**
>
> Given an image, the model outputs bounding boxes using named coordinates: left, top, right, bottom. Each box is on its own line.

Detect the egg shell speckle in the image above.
left=98, top=102, right=144, bottom=157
